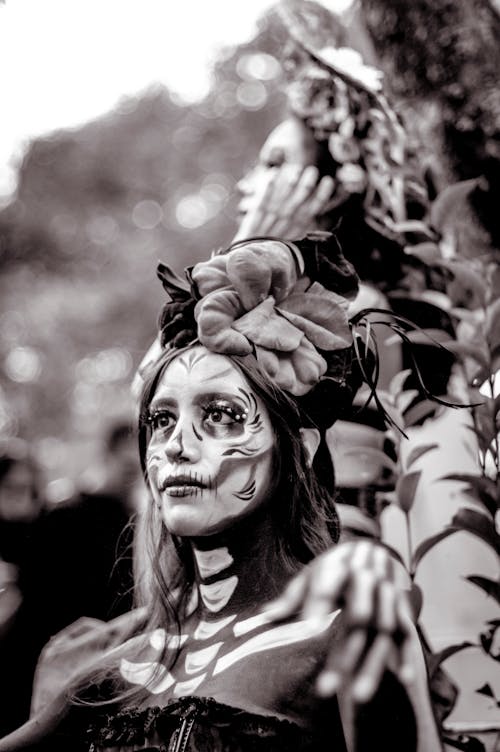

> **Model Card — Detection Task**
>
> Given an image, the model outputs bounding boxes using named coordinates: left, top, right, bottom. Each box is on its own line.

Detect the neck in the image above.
left=188, top=507, right=291, bottom=619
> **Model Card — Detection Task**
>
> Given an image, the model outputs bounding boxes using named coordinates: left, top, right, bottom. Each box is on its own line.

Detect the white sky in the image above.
left=0, top=0, right=351, bottom=199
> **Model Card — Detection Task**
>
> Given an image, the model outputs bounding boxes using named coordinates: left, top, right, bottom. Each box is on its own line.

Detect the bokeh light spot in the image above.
left=236, top=52, right=281, bottom=81
left=236, top=81, right=268, bottom=110
left=86, top=214, right=118, bottom=244
left=175, top=195, right=209, bottom=229
left=132, top=200, right=163, bottom=230
left=4, top=346, right=42, bottom=383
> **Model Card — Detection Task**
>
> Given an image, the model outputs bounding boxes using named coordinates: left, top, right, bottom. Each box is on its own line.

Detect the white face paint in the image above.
left=145, top=347, right=275, bottom=537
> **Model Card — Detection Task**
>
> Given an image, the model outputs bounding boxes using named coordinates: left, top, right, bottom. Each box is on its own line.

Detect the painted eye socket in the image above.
left=205, top=407, right=233, bottom=425
left=202, top=401, right=247, bottom=428
left=149, top=410, right=175, bottom=432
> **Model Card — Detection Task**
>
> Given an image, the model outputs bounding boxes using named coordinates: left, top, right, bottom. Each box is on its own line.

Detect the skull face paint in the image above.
left=145, top=347, right=275, bottom=537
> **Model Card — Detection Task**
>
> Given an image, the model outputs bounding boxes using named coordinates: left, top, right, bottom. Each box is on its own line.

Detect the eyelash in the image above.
left=146, top=401, right=248, bottom=431
left=201, top=400, right=248, bottom=425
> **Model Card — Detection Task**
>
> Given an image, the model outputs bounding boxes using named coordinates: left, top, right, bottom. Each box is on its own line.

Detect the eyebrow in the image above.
left=149, top=391, right=246, bottom=411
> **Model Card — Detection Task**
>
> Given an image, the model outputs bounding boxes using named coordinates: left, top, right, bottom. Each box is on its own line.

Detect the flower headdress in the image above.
left=136, top=232, right=364, bottom=430
left=135, top=231, right=466, bottom=435
left=277, top=1, right=429, bottom=243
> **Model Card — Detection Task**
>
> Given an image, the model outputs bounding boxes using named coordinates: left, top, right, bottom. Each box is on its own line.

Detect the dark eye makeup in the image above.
left=201, top=398, right=248, bottom=425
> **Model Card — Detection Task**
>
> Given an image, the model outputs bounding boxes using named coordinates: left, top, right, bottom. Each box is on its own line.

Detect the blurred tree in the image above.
left=0, top=8, right=287, bottom=479
left=360, top=0, right=500, bottom=252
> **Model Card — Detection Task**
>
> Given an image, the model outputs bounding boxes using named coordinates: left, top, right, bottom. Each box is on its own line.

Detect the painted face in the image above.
left=236, top=117, right=320, bottom=216
left=145, top=347, right=276, bottom=537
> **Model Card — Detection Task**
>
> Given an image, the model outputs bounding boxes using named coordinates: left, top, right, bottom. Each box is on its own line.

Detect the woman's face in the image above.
left=145, top=347, right=276, bottom=537
left=236, top=118, right=320, bottom=217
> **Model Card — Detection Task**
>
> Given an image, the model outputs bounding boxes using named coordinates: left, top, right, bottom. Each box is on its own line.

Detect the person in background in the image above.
left=2, top=420, right=141, bottom=734
left=0, top=441, right=47, bottom=736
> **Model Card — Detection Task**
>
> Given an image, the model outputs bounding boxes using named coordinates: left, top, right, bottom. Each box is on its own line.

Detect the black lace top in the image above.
left=84, top=696, right=321, bottom=751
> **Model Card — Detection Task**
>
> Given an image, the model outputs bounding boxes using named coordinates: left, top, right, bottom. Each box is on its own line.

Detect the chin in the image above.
left=161, top=507, right=212, bottom=538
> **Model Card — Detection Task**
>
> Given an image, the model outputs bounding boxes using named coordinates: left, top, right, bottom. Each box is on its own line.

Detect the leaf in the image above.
left=412, top=528, right=460, bottom=570
left=395, top=471, right=421, bottom=513
left=485, top=298, right=500, bottom=352
left=427, top=641, right=474, bottom=678
left=441, top=259, right=489, bottom=308
left=450, top=508, right=500, bottom=554
left=415, top=290, right=453, bottom=311
left=403, top=399, right=437, bottom=427
left=437, top=341, right=490, bottom=371
left=400, top=329, right=454, bottom=346
left=388, top=368, right=412, bottom=397
left=430, top=179, right=479, bottom=233
left=377, top=541, right=407, bottom=571
left=406, top=443, right=439, bottom=469
left=442, top=474, right=499, bottom=517
left=404, top=242, right=442, bottom=264
left=396, top=389, right=420, bottom=415
left=466, top=576, right=500, bottom=604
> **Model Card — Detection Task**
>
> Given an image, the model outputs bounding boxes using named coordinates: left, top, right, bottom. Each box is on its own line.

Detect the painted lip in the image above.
left=160, top=474, right=209, bottom=495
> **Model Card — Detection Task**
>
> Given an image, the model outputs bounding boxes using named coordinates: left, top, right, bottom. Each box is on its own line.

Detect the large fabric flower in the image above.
left=188, top=238, right=353, bottom=396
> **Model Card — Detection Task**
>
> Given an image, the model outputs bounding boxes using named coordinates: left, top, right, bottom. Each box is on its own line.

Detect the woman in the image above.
left=0, top=235, right=441, bottom=751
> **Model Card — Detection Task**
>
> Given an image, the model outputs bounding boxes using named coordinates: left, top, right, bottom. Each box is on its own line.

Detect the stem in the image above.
left=405, top=511, right=414, bottom=578
left=488, top=372, right=500, bottom=476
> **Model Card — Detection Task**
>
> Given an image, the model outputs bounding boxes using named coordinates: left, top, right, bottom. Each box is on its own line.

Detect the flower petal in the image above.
left=195, top=289, right=251, bottom=354
left=233, top=297, right=303, bottom=352
left=191, top=256, right=230, bottom=297
left=278, top=286, right=351, bottom=350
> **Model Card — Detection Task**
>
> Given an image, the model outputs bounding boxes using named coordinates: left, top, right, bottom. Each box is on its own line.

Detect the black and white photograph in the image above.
left=0, top=1, right=499, bottom=749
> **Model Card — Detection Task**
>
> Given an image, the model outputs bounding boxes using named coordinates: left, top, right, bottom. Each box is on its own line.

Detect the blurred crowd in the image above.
left=0, top=420, right=142, bottom=736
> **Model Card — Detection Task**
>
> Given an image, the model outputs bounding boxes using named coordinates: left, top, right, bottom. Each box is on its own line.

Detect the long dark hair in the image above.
left=67, top=343, right=340, bottom=708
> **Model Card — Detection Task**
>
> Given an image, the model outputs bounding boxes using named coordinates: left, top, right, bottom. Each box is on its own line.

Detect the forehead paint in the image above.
left=172, top=349, right=235, bottom=381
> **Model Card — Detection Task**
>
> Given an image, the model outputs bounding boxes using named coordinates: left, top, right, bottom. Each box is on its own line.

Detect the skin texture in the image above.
left=146, top=347, right=276, bottom=537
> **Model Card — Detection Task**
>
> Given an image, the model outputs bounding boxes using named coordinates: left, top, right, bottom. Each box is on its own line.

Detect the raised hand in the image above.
left=261, top=540, right=416, bottom=703
left=233, top=164, right=335, bottom=241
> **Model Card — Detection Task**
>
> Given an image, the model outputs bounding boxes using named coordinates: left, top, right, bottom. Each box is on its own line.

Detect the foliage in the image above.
left=0, top=10, right=287, bottom=478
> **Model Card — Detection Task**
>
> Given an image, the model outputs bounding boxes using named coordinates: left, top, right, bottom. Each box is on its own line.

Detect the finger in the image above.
left=349, top=540, right=375, bottom=569
left=372, top=545, right=394, bottom=580
left=350, top=634, right=394, bottom=703
left=345, top=568, right=377, bottom=628
left=235, top=172, right=281, bottom=237
left=377, top=580, right=398, bottom=634
left=301, top=554, right=350, bottom=619
left=283, top=166, right=320, bottom=214
left=260, top=566, right=311, bottom=620
left=316, top=628, right=367, bottom=697
left=397, top=631, right=416, bottom=687
left=266, top=164, right=303, bottom=213
left=298, top=175, right=335, bottom=219
left=394, top=595, right=416, bottom=686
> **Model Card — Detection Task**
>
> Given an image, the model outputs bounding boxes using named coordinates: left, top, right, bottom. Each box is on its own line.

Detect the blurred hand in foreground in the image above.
left=261, top=540, right=415, bottom=704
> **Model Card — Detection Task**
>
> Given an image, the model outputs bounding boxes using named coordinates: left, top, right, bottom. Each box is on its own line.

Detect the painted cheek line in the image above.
left=215, top=446, right=273, bottom=488
left=234, top=465, right=257, bottom=502
left=192, top=423, right=203, bottom=441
